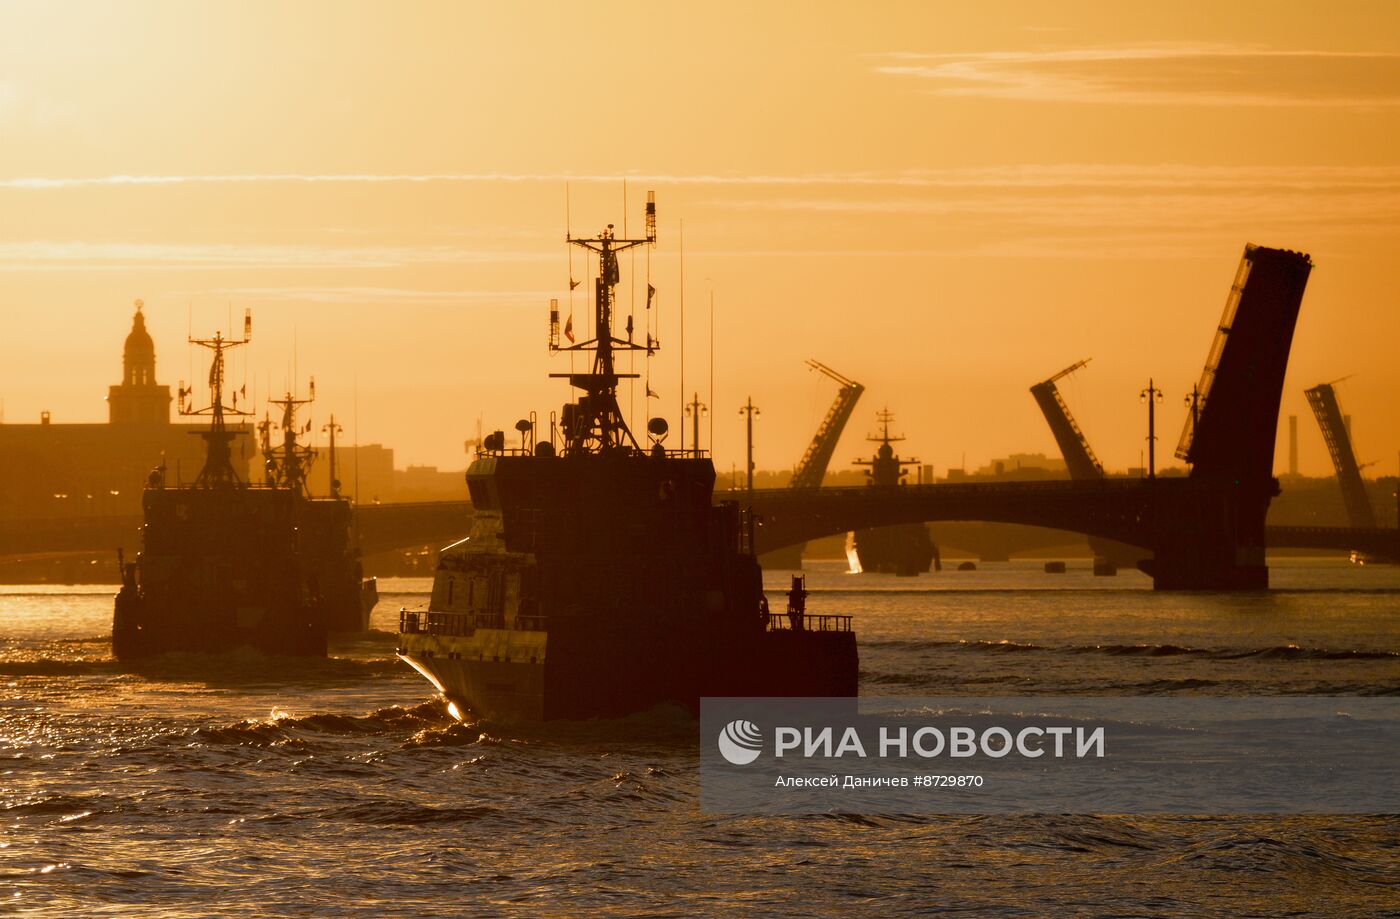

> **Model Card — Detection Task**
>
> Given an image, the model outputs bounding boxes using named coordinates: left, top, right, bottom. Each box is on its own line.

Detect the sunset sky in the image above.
left=2, top=1, right=1398, bottom=477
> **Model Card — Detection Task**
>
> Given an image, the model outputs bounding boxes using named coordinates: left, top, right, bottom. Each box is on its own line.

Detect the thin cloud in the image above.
left=184, top=286, right=558, bottom=306
left=5, top=164, right=1400, bottom=192
left=876, top=44, right=1400, bottom=107
left=718, top=190, right=1400, bottom=226
left=0, top=172, right=934, bottom=190
left=0, top=241, right=553, bottom=271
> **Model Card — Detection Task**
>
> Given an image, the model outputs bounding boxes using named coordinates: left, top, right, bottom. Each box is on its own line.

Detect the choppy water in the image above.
left=3, top=559, right=1399, bottom=916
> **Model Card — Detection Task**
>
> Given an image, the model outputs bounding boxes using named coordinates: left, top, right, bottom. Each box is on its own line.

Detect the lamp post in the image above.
left=739, top=397, right=760, bottom=495
left=1140, top=379, right=1163, bottom=479
left=1182, top=384, right=1200, bottom=467
left=322, top=414, right=343, bottom=496
left=686, top=392, right=708, bottom=458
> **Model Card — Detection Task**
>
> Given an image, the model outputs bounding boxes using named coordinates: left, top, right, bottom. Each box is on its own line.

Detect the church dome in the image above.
left=124, top=300, right=155, bottom=360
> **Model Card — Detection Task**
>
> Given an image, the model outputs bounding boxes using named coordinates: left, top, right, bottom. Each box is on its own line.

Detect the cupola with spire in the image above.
left=108, top=299, right=172, bottom=424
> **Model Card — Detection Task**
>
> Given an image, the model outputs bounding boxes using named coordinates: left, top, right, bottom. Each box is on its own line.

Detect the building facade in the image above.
left=0, top=303, right=246, bottom=521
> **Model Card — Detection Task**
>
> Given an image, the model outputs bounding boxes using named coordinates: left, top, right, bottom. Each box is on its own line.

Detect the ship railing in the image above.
left=399, top=609, right=490, bottom=636
left=402, top=609, right=469, bottom=636
left=400, top=608, right=544, bottom=635
left=428, top=612, right=474, bottom=636
left=764, top=614, right=852, bottom=633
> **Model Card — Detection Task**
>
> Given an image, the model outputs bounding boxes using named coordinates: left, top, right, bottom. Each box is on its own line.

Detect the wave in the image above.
left=401, top=723, right=504, bottom=748
left=863, top=639, right=1047, bottom=652
left=1082, top=643, right=1205, bottom=657
left=316, top=800, right=503, bottom=826
left=864, top=638, right=1399, bottom=661
left=0, top=659, right=123, bottom=676
left=1114, top=678, right=1222, bottom=692
left=1167, top=830, right=1400, bottom=884
left=0, top=653, right=407, bottom=680
left=187, top=723, right=312, bottom=749
left=187, top=701, right=453, bottom=748
left=1215, top=645, right=1399, bottom=661
left=400, top=703, right=699, bottom=750
left=2, top=792, right=108, bottom=817
left=861, top=670, right=929, bottom=685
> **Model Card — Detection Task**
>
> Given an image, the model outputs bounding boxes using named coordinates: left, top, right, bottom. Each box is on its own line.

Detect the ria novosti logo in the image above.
left=717, top=719, right=763, bottom=765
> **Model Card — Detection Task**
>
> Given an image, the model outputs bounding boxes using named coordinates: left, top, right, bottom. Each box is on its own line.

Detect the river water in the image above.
left=3, top=559, right=1398, bottom=916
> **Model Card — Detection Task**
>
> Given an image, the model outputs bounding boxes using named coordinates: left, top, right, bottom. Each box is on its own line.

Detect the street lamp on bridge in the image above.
left=739, top=397, right=760, bottom=495
left=1182, top=384, right=1201, bottom=468
left=686, top=393, right=708, bottom=459
left=1140, top=379, right=1163, bottom=479
left=322, top=414, right=344, bottom=497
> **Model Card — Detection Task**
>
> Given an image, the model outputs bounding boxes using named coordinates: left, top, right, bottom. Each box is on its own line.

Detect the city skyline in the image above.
left=2, top=1, right=1398, bottom=475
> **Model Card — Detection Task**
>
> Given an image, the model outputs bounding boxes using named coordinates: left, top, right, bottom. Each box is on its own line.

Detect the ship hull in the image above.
left=398, top=621, right=857, bottom=722
left=114, top=583, right=326, bottom=659
left=111, top=486, right=354, bottom=660
left=854, top=523, right=936, bottom=576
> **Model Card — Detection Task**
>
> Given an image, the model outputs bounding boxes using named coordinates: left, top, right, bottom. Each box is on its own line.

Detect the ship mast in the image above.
left=264, top=380, right=317, bottom=496
left=550, top=192, right=657, bottom=455
left=853, top=408, right=919, bottom=487
left=179, top=310, right=253, bottom=487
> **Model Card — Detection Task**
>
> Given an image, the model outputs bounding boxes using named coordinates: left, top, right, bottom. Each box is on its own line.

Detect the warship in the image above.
left=112, top=313, right=373, bottom=660
left=850, top=410, right=937, bottom=576
left=255, top=396, right=376, bottom=633
left=397, top=195, right=858, bottom=721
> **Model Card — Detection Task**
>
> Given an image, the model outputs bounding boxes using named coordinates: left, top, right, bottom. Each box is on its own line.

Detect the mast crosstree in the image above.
left=179, top=310, right=253, bottom=487
left=262, top=382, right=318, bottom=496
left=549, top=192, right=657, bottom=455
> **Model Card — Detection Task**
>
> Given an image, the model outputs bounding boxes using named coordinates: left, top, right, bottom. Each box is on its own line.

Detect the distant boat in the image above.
left=113, top=315, right=364, bottom=659
left=850, top=410, right=937, bottom=576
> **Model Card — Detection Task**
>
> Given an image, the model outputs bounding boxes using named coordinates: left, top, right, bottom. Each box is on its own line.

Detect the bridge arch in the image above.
left=746, top=480, right=1156, bottom=556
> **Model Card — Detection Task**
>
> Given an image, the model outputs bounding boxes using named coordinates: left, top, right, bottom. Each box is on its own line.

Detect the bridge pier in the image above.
left=1141, top=543, right=1268, bottom=591
left=1139, top=480, right=1274, bottom=591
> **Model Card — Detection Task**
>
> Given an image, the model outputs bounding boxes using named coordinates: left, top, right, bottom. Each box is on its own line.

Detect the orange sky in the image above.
left=2, top=1, right=1399, bottom=477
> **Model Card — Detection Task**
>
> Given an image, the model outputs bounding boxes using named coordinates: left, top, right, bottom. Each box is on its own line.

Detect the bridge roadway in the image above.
left=0, top=500, right=473, bottom=559
left=739, top=480, right=1400, bottom=561
left=4, top=481, right=1396, bottom=567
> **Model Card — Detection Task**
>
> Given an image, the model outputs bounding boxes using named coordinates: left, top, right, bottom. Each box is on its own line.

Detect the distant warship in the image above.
left=113, top=313, right=373, bottom=660
left=851, top=410, right=937, bottom=577
left=254, top=393, right=376, bottom=633
left=397, top=194, right=858, bottom=721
